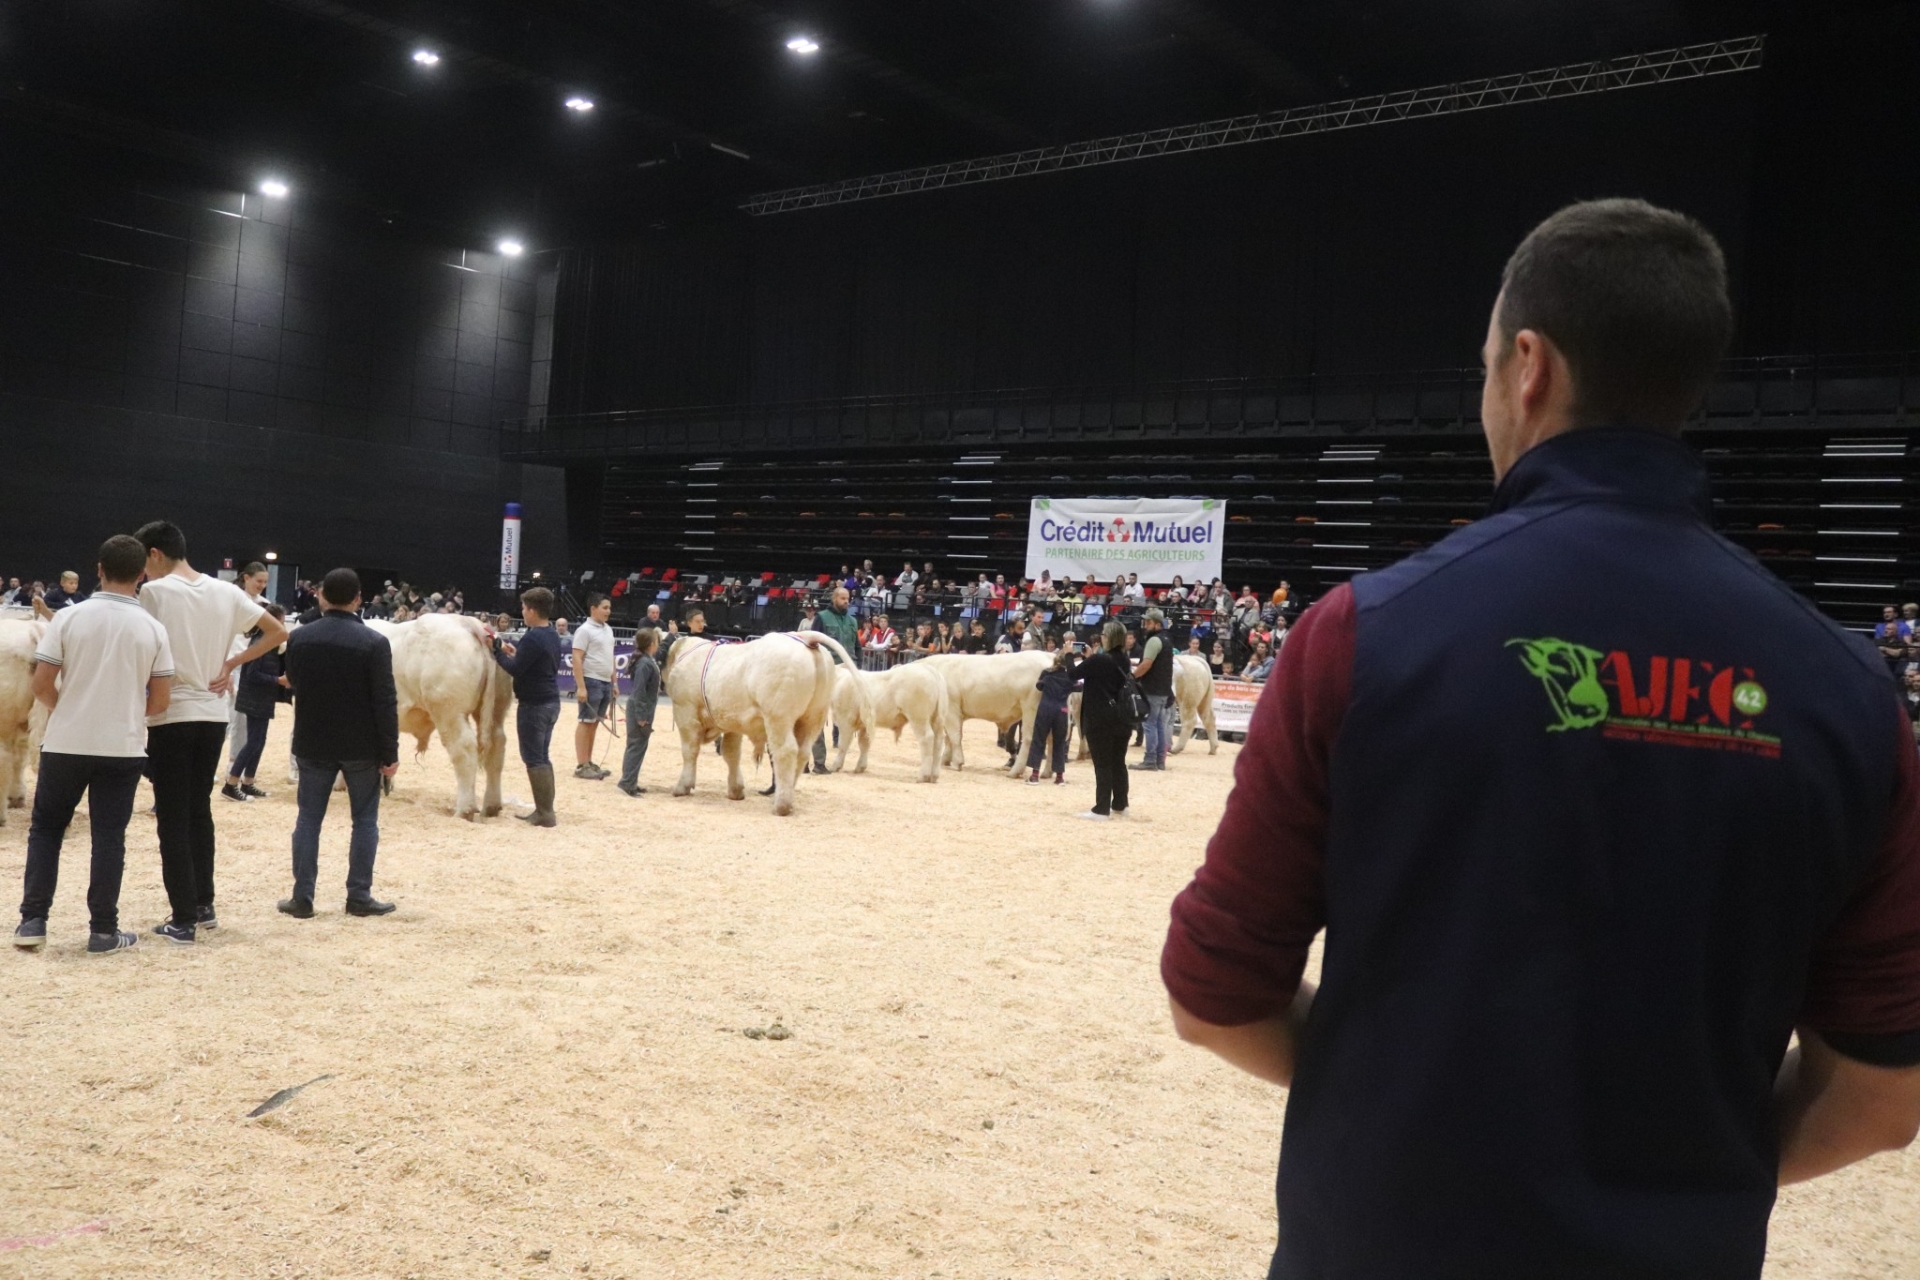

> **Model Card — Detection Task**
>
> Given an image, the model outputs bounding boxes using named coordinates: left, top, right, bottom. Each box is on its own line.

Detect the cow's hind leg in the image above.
left=437, top=712, right=480, bottom=819
left=768, top=723, right=802, bottom=816
left=478, top=711, right=506, bottom=816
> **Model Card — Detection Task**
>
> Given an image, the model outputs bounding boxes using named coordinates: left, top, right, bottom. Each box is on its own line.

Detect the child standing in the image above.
left=1026, top=643, right=1082, bottom=786
left=617, top=628, right=662, bottom=797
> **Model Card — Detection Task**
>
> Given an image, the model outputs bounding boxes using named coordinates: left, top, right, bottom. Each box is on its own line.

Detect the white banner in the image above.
left=1025, top=497, right=1225, bottom=585
left=499, top=502, right=522, bottom=590
left=1209, top=678, right=1261, bottom=736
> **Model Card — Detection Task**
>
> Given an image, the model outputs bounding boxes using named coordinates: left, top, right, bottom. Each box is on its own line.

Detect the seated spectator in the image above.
left=1244, top=641, right=1275, bottom=682
left=1208, top=640, right=1228, bottom=676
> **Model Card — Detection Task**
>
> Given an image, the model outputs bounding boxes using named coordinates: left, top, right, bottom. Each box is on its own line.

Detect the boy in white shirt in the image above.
left=14, top=536, right=174, bottom=954
left=135, top=521, right=287, bottom=944
left=571, top=593, right=617, bottom=779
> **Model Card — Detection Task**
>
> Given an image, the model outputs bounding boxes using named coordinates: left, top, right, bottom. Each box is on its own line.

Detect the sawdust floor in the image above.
left=0, top=719, right=1914, bottom=1279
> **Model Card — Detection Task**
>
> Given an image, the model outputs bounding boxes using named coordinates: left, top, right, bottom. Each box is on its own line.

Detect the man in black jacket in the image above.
left=279, top=568, right=399, bottom=919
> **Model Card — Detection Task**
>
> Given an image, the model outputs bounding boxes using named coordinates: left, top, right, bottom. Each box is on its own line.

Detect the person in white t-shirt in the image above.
left=570, top=593, right=617, bottom=780
left=135, top=521, right=287, bottom=945
left=14, top=536, right=174, bottom=955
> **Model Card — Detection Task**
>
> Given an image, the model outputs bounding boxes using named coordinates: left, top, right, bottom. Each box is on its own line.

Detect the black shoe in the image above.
left=195, top=905, right=217, bottom=931
left=240, top=783, right=270, bottom=799
left=87, top=930, right=137, bottom=954
left=278, top=897, right=314, bottom=919
left=345, top=898, right=396, bottom=917
left=220, top=783, right=250, bottom=803
left=13, top=917, right=46, bottom=950
left=153, top=921, right=196, bottom=945
left=616, top=781, right=647, bottom=796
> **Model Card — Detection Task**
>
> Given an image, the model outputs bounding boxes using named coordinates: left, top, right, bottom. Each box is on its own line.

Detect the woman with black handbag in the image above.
left=1076, top=620, right=1141, bottom=821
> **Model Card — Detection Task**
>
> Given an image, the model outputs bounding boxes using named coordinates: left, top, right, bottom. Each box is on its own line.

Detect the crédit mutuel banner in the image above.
left=1025, top=497, right=1226, bottom=585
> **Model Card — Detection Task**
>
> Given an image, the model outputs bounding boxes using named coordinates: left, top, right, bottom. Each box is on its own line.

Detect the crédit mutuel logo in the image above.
left=1507, top=636, right=1781, bottom=759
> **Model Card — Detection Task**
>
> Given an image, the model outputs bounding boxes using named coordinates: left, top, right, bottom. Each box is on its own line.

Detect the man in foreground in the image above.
left=136, top=520, right=286, bottom=943
left=279, top=568, right=398, bottom=919
left=1162, top=199, right=1920, bottom=1278
left=14, top=536, right=173, bottom=955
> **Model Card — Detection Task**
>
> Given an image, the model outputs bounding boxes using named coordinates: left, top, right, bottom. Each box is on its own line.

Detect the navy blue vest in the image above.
left=1274, top=428, right=1897, bottom=1279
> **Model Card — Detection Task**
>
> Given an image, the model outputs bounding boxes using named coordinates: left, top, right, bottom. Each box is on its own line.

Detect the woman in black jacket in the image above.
left=221, top=603, right=289, bottom=802
left=1076, top=620, right=1134, bottom=820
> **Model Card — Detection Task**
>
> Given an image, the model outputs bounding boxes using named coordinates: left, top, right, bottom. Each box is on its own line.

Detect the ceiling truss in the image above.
left=741, top=33, right=1766, bottom=216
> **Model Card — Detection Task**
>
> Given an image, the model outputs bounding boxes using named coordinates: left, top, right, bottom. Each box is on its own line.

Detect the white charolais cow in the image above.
left=368, top=615, right=514, bottom=820
left=1170, top=653, right=1219, bottom=755
left=662, top=631, right=852, bottom=815
left=826, top=661, right=948, bottom=782
left=917, top=651, right=1052, bottom=776
left=0, top=619, right=48, bottom=824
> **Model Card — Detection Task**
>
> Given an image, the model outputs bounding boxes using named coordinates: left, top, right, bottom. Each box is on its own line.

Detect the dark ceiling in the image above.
left=2, top=0, right=1772, bottom=247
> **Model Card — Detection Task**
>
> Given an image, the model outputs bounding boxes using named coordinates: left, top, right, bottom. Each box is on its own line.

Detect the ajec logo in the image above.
left=1507, top=636, right=1780, bottom=759
left=1108, top=519, right=1131, bottom=543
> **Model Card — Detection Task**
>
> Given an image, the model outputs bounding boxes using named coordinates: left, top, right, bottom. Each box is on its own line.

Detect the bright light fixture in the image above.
left=411, top=49, right=440, bottom=66
left=259, top=178, right=290, bottom=198
left=786, top=35, right=820, bottom=55
left=564, top=96, right=595, bottom=112
left=265, top=551, right=279, bottom=562
left=497, top=239, right=525, bottom=257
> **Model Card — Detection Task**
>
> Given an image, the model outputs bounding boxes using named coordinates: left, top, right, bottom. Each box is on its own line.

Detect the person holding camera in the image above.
left=1075, top=621, right=1134, bottom=820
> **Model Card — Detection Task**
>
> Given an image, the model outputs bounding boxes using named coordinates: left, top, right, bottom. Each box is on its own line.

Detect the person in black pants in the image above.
left=491, top=585, right=564, bottom=827
left=1076, top=621, right=1133, bottom=820
left=1026, top=644, right=1082, bottom=786
left=14, top=536, right=175, bottom=955
left=221, top=603, right=289, bottom=802
left=279, top=568, right=399, bottom=919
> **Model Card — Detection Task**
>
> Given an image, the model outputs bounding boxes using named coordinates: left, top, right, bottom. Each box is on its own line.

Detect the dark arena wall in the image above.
left=525, top=3, right=1918, bottom=627
left=0, top=139, right=566, bottom=598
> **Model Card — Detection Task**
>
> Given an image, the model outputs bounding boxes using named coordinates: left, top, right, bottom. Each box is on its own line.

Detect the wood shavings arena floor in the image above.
left=1, top=722, right=1915, bottom=1279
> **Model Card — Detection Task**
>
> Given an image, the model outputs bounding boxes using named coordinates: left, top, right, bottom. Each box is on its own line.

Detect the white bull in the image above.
left=826, top=661, right=948, bottom=782
left=917, top=651, right=1051, bottom=776
left=662, top=631, right=851, bottom=815
left=0, top=619, right=49, bottom=824
left=367, top=615, right=514, bottom=820
left=1170, top=653, right=1219, bottom=755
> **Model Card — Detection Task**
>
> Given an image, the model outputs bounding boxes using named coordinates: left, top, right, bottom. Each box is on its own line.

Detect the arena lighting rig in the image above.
left=741, top=33, right=1766, bottom=215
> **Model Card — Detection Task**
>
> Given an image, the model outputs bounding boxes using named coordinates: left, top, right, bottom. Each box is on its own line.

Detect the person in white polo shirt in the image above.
left=14, top=536, right=174, bottom=955
left=135, top=521, right=288, bottom=944
left=571, top=593, right=617, bottom=780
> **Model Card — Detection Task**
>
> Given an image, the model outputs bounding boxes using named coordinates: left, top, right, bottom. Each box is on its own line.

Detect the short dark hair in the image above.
left=97, top=535, right=146, bottom=584
left=1497, top=198, right=1731, bottom=429
left=585, top=592, right=609, bottom=609
left=263, top=602, right=287, bottom=620
left=134, top=520, right=187, bottom=562
left=241, top=561, right=267, bottom=577
left=521, top=586, right=554, bottom=618
left=685, top=607, right=705, bottom=623
left=321, top=568, right=361, bottom=606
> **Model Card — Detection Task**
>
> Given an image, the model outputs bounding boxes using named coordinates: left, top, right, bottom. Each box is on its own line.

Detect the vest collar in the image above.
left=1489, top=426, right=1711, bottom=520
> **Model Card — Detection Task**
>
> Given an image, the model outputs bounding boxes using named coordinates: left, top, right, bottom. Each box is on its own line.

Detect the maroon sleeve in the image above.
left=1160, top=583, right=1356, bottom=1026
left=1799, top=701, right=1920, bottom=1066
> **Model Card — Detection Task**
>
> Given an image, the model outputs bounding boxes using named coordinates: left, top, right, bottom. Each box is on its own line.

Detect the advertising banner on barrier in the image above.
left=1025, top=497, right=1225, bottom=585
left=1208, top=678, right=1261, bottom=736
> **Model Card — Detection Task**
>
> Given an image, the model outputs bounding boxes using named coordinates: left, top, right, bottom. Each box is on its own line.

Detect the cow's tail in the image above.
left=789, top=630, right=855, bottom=671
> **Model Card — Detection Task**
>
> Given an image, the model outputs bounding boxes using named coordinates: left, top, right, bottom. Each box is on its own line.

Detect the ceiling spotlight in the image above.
left=259, top=178, right=290, bottom=198
left=264, top=551, right=279, bottom=562
left=497, top=239, right=525, bottom=257
left=411, top=49, right=440, bottom=66
left=786, top=35, right=820, bottom=55
left=564, top=96, right=595, bottom=112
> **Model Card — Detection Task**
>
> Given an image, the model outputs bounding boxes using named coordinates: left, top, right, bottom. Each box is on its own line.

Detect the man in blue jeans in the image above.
left=1132, top=608, right=1173, bottom=770
left=491, top=585, right=563, bottom=827
left=279, top=568, right=399, bottom=920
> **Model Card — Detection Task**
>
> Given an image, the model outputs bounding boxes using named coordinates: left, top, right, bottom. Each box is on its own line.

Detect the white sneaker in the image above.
left=1076, top=810, right=1110, bottom=821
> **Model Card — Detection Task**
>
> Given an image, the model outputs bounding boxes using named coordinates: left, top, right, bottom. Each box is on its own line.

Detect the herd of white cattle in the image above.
left=0, top=612, right=1222, bottom=824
